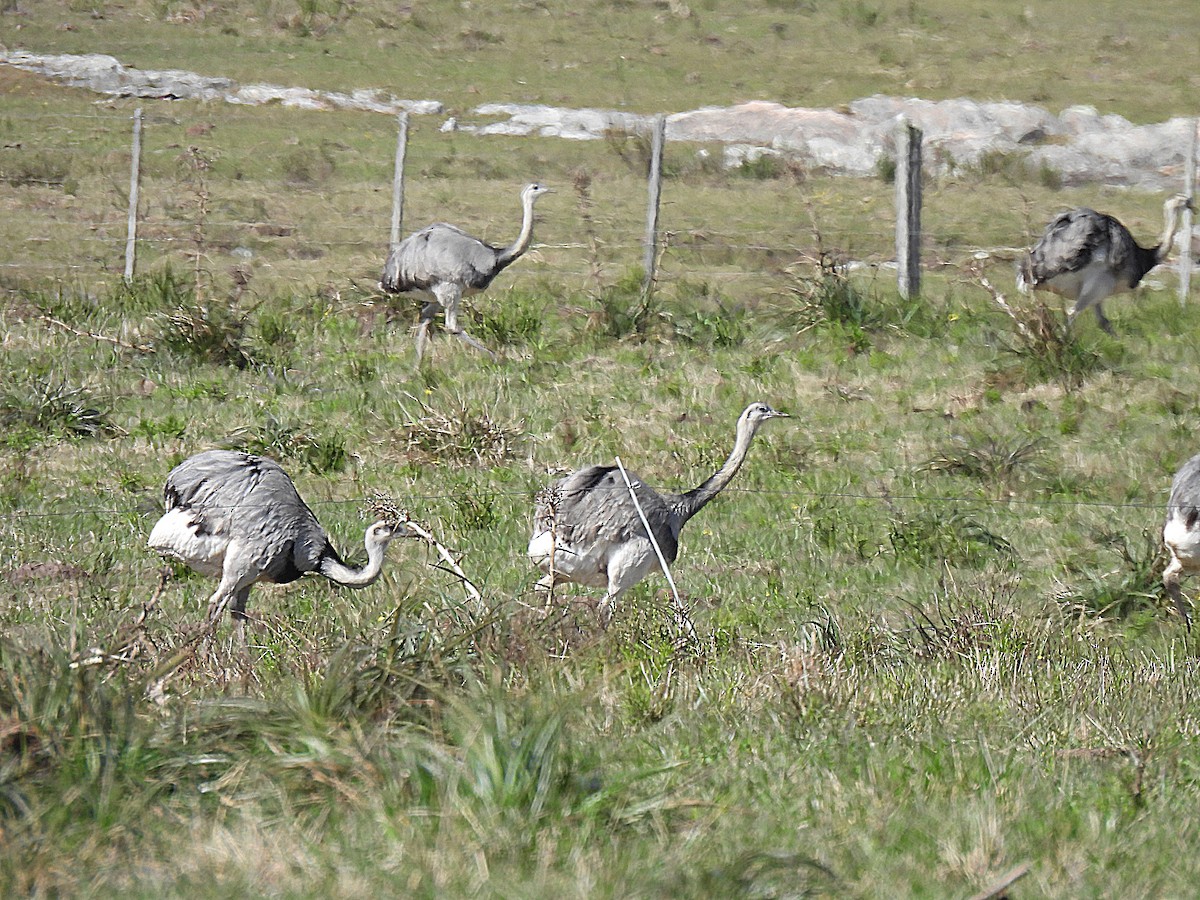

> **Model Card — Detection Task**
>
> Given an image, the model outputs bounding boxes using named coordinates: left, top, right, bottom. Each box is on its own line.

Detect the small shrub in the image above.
left=669, top=298, right=749, bottom=348
left=450, top=491, right=500, bottom=531
left=0, top=377, right=114, bottom=440
left=987, top=297, right=1106, bottom=391
left=787, top=255, right=878, bottom=350
left=128, top=266, right=195, bottom=310
left=132, top=414, right=188, bottom=444
left=1057, top=528, right=1171, bottom=622
left=471, top=289, right=546, bottom=348
left=249, top=310, right=299, bottom=369
left=399, top=400, right=520, bottom=467
left=592, top=269, right=661, bottom=339
left=894, top=570, right=1029, bottom=660
left=923, top=432, right=1044, bottom=487
left=0, top=148, right=72, bottom=188
left=875, top=153, right=897, bottom=183
left=888, top=505, right=1014, bottom=567
left=225, top=414, right=348, bottom=474
left=842, top=0, right=882, bottom=27
left=732, top=153, right=804, bottom=181
left=602, top=126, right=655, bottom=175
left=280, top=144, right=336, bottom=186
left=156, top=301, right=253, bottom=369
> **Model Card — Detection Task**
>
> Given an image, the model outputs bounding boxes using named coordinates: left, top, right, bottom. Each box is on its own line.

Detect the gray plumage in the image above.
left=1017, top=193, right=1192, bottom=333
left=147, top=449, right=403, bottom=642
left=380, top=182, right=552, bottom=361
left=1163, top=452, right=1200, bottom=629
left=528, top=402, right=789, bottom=624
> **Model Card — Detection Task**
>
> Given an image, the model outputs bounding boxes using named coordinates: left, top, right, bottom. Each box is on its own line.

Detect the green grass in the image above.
left=5, top=2, right=1200, bottom=896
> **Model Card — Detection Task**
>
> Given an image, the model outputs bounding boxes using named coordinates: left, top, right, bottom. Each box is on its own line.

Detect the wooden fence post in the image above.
left=1180, top=118, right=1197, bottom=307
left=642, top=114, right=666, bottom=297
left=390, top=111, right=409, bottom=252
left=124, top=107, right=143, bottom=283
left=895, top=119, right=922, bottom=299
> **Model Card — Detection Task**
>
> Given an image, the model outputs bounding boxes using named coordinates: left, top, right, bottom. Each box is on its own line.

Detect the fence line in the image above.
left=0, top=485, right=1173, bottom=528
left=5, top=108, right=1198, bottom=302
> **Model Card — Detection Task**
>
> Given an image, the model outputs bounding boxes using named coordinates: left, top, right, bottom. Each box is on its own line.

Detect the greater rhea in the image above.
left=380, top=182, right=552, bottom=361
left=148, top=450, right=405, bottom=642
left=528, top=402, right=789, bottom=624
left=1017, top=193, right=1192, bottom=333
left=1163, top=452, right=1200, bottom=629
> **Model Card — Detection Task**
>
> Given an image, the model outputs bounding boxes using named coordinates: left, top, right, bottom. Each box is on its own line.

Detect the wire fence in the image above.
left=0, top=106, right=1070, bottom=300
left=0, top=484, right=1171, bottom=526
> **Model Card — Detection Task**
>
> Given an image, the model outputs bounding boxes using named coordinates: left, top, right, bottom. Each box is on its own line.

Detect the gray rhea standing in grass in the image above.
left=1017, top=193, right=1192, bottom=334
left=528, top=402, right=789, bottom=624
left=148, top=449, right=405, bottom=643
left=1163, top=452, right=1200, bottom=629
left=380, top=182, right=552, bottom=362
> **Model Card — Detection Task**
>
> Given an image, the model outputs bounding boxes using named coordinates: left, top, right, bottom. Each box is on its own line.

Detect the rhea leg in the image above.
left=229, top=585, right=253, bottom=647
left=414, top=300, right=439, bottom=362
left=1067, top=274, right=1118, bottom=335
left=1164, top=555, right=1193, bottom=631
left=434, top=283, right=497, bottom=360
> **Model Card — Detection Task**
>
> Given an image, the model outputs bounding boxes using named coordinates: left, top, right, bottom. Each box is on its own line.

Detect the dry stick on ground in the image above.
left=368, top=492, right=485, bottom=614
left=38, top=313, right=153, bottom=353
left=70, top=566, right=171, bottom=670
left=977, top=273, right=1034, bottom=340
left=967, top=862, right=1032, bottom=900
left=532, top=484, right=564, bottom=614
left=614, top=456, right=699, bottom=652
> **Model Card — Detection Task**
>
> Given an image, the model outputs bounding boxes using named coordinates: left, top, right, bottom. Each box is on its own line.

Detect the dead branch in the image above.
left=38, top=313, right=153, bottom=353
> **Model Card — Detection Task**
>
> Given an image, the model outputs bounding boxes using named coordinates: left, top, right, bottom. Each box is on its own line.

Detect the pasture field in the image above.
left=4, top=1, right=1200, bottom=896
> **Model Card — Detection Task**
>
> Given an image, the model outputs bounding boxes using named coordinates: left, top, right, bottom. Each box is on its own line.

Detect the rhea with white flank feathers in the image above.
left=528, top=402, right=789, bottom=625
left=1163, top=452, right=1200, bottom=630
left=1017, top=193, right=1193, bottom=334
left=380, top=182, right=552, bottom=362
left=148, top=450, right=406, bottom=643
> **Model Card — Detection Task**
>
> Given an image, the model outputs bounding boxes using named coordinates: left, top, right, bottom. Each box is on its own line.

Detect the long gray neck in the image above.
left=496, top=190, right=538, bottom=267
left=318, top=531, right=388, bottom=587
left=672, top=418, right=759, bottom=524
left=1154, top=201, right=1186, bottom=265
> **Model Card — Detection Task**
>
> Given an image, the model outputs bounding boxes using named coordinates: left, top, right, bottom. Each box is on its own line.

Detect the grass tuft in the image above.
left=0, top=377, right=114, bottom=442
left=399, top=398, right=521, bottom=466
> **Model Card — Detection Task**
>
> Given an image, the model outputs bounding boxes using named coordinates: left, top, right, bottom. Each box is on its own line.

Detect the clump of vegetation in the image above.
left=987, top=297, right=1107, bottom=391
left=0, top=377, right=114, bottom=441
left=958, top=149, right=1063, bottom=190
left=923, top=431, right=1045, bottom=488
left=399, top=399, right=520, bottom=467
left=591, top=268, right=661, bottom=339
left=669, top=297, right=750, bottom=348
left=471, top=288, right=547, bottom=348
left=280, top=143, right=337, bottom=186
left=894, top=570, right=1030, bottom=660
left=156, top=300, right=254, bottom=368
left=109, top=266, right=197, bottom=316
left=887, top=504, right=1014, bottom=567
left=731, top=152, right=806, bottom=182
left=1057, top=528, right=1171, bottom=622
left=787, top=255, right=880, bottom=351
left=0, top=148, right=73, bottom=189
left=224, top=413, right=348, bottom=474
left=602, top=126, right=655, bottom=174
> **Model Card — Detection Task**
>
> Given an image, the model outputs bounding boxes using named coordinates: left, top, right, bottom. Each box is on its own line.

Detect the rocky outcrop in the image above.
left=462, top=96, right=1196, bottom=190
left=0, top=50, right=442, bottom=114
left=3, top=49, right=1195, bottom=190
